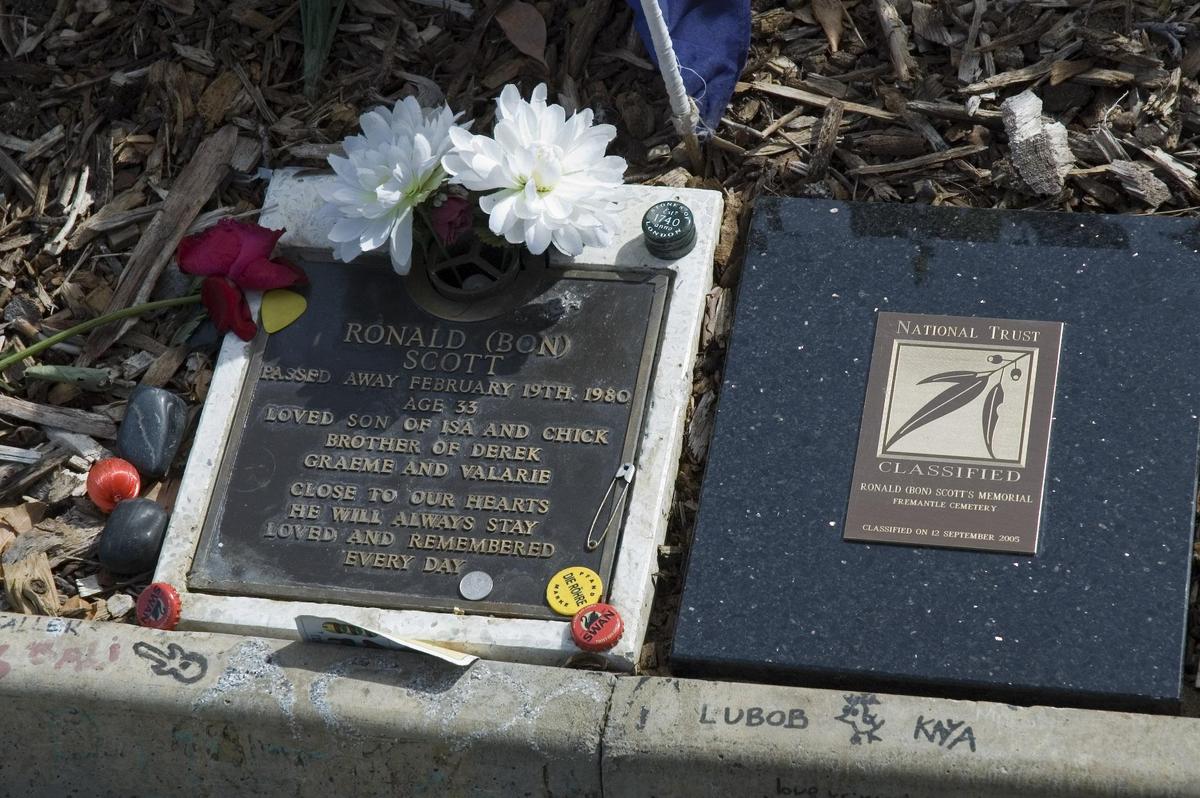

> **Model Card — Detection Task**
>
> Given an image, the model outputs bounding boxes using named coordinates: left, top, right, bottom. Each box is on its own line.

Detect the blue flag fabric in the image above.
left=626, top=0, right=751, bottom=131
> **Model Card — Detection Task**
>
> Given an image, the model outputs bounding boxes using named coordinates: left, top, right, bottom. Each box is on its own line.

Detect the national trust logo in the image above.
left=878, top=341, right=1038, bottom=466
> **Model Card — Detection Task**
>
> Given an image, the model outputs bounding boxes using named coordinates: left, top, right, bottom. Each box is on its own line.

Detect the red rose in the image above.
left=201, top=277, right=257, bottom=341
left=177, top=219, right=306, bottom=291
left=430, top=196, right=473, bottom=247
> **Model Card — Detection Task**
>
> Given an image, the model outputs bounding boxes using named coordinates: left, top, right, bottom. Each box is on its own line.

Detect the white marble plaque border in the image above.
left=153, top=170, right=721, bottom=668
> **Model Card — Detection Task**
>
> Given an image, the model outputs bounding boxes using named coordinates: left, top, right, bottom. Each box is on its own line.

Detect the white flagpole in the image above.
left=638, top=0, right=704, bottom=171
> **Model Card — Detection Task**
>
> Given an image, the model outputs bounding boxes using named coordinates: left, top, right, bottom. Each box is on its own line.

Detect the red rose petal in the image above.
left=230, top=256, right=308, bottom=291
left=431, top=196, right=473, bottom=246
left=201, top=277, right=257, bottom=341
left=235, top=219, right=284, bottom=260
left=177, top=219, right=244, bottom=277
left=226, top=221, right=285, bottom=283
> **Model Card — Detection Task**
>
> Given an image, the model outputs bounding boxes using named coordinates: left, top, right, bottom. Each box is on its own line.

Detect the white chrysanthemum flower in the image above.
left=442, top=83, right=626, bottom=257
left=319, top=97, right=465, bottom=274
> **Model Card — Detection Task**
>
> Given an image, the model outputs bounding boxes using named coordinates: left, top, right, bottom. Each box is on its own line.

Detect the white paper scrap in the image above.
left=295, top=615, right=478, bottom=667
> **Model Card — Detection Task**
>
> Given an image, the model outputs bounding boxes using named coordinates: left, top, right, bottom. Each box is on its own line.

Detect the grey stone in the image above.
left=97, top=498, right=167, bottom=574
left=186, top=318, right=223, bottom=352
left=117, top=385, right=187, bottom=477
left=2, top=295, right=39, bottom=324
left=105, top=592, right=135, bottom=617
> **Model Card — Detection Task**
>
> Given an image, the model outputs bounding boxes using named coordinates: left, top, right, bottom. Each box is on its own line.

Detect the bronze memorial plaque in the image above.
left=189, top=255, right=668, bottom=619
left=845, top=311, right=1063, bottom=554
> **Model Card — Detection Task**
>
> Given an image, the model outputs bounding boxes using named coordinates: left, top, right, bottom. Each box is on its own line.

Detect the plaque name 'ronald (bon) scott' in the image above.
left=845, top=311, right=1063, bottom=555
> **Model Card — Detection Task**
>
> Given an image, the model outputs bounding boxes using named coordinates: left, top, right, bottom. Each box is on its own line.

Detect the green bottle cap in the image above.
left=641, top=200, right=697, bottom=259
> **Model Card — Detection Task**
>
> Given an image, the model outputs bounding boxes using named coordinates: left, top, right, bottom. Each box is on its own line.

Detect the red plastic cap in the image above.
left=87, top=458, right=141, bottom=513
left=571, top=603, right=624, bottom=652
left=136, top=582, right=181, bottom=630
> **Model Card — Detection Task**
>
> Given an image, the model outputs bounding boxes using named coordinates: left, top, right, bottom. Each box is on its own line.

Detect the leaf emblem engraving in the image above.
left=917, top=370, right=979, bottom=385
left=981, top=384, right=1004, bottom=458
left=885, top=374, right=989, bottom=451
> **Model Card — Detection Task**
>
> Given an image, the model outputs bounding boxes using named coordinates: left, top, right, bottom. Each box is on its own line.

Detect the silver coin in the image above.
left=459, top=570, right=493, bottom=601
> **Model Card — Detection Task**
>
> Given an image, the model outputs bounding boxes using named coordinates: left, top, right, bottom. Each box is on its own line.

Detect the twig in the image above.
left=807, top=100, right=844, bottom=181
left=759, top=107, right=806, bottom=139
left=745, top=81, right=899, bottom=122
left=45, top=165, right=90, bottom=256
left=876, top=0, right=916, bottom=82
left=405, top=0, right=472, bottom=17
left=847, top=144, right=987, bottom=176
left=0, top=148, right=35, bottom=203
left=0, top=395, right=117, bottom=439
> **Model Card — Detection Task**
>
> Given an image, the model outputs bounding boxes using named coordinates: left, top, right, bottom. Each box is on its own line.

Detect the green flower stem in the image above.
left=0, top=293, right=202, bottom=375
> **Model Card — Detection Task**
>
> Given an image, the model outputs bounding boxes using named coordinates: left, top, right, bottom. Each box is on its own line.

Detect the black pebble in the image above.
left=97, top=498, right=168, bottom=575
left=117, top=385, right=187, bottom=478
left=187, top=319, right=223, bottom=353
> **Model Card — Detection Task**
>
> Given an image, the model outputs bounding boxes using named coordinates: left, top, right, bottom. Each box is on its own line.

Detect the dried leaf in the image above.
left=495, top=1, right=547, bottom=67
left=812, top=0, right=844, bottom=53
left=887, top=374, right=988, bottom=450
left=981, top=384, right=1004, bottom=458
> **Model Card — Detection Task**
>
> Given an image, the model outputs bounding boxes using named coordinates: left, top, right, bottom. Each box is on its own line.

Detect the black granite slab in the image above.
left=671, top=199, right=1199, bottom=712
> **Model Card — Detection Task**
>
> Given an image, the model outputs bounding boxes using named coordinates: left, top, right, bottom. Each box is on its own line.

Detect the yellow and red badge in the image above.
left=545, top=566, right=602, bottom=616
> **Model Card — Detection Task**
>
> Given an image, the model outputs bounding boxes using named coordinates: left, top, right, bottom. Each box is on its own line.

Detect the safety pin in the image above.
left=586, top=463, right=636, bottom=551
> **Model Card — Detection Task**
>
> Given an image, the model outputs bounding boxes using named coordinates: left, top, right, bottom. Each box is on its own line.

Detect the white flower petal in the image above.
left=498, top=83, right=523, bottom=120
left=552, top=224, right=584, bottom=256
left=323, top=97, right=467, bottom=263
left=484, top=191, right=519, bottom=236
left=328, top=216, right=370, bottom=243
left=524, top=219, right=552, bottom=254
left=359, top=110, right=392, bottom=143
left=389, top=211, right=414, bottom=275
left=441, top=83, right=622, bottom=255
left=333, top=238, right=363, bottom=263
left=360, top=215, right=394, bottom=251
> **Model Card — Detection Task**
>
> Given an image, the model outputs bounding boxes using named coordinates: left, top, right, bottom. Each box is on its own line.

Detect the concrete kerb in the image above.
left=3, top=614, right=1200, bottom=797
left=0, top=613, right=610, bottom=797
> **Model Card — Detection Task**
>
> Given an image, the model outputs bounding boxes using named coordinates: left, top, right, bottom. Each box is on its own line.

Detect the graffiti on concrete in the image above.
left=835, top=693, right=885, bottom=745
left=772, top=779, right=915, bottom=797
left=133, top=641, right=209, bottom=685
left=913, top=715, right=977, bottom=752
left=698, top=704, right=809, bottom=729
left=0, top=615, right=82, bottom=635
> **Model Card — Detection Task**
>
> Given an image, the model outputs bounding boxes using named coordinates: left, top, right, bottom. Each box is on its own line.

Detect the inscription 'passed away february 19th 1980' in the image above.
left=844, top=311, right=1062, bottom=555
left=189, top=256, right=668, bottom=620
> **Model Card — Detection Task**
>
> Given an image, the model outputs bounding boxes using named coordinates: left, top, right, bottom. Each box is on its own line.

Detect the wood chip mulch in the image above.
left=0, top=0, right=1196, bottom=706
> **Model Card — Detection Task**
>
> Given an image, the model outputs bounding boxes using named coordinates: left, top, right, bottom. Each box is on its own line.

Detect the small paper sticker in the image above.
left=294, top=616, right=477, bottom=667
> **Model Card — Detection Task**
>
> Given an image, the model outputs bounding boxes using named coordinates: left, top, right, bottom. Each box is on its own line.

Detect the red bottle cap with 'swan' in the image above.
left=136, top=582, right=181, bottom=630
left=571, top=603, right=624, bottom=652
